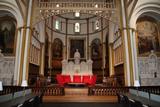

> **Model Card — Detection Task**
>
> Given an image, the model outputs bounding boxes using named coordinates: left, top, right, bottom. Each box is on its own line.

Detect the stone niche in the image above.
left=138, top=51, right=160, bottom=86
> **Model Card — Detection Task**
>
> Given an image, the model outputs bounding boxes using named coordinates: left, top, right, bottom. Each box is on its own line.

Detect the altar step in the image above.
left=65, top=87, right=88, bottom=96
left=43, top=87, right=118, bottom=102
left=43, top=95, right=117, bottom=102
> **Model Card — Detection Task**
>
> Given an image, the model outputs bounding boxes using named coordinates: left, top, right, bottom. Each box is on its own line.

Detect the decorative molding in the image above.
left=33, top=0, right=117, bottom=24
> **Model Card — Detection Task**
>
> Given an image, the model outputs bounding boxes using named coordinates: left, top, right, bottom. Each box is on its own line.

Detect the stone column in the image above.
left=22, top=0, right=33, bottom=82
left=101, top=17, right=105, bottom=78
left=63, top=45, right=66, bottom=59
left=109, top=43, right=114, bottom=76
left=129, top=29, right=139, bottom=83
left=89, top=46, right=91, bottom=59
left=39, top=43, right=45, bottom=75
left=87, top=18, right=89, bottom=60
left=119, top=0, right=134, bottom=86
left=65, top=19, right=68, bottom=60
left=48, top=42, right=52, bottom=72
left=14, top=28, right=24, bottom=85
left=102, top=42, right=106, bottom=76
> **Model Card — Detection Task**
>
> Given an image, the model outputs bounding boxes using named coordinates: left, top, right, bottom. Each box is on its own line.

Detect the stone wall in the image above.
left=0, top=56, right=15, bottom=85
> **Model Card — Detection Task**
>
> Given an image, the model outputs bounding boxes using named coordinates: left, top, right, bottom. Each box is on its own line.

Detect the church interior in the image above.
left=0, top=0, right=160, bottom=107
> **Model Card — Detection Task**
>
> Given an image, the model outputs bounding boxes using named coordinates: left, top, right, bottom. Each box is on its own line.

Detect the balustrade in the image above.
left=1, top=86, right=159, bottom=97
left=88, top=87, right=130, bottom=96
left=0, top=86, right=25, bottom=95
left=37, top=0, right=116, bottom=9
left=30, top=86, right=65, bottom=96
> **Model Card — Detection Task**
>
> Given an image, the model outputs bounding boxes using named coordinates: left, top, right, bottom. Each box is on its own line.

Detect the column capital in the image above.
left=120, top=27, right=136, bottom=31
left=109, top=43, right=114, bottom=46
left=17, top=26, right=32, bottom=30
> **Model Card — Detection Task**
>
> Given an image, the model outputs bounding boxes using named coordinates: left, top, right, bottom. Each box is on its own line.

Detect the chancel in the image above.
left=0, top=0, right=160, bottom=107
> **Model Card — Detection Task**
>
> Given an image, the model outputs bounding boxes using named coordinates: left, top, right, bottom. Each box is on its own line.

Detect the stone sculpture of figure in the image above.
left=74, top=49, right=80, bottom=64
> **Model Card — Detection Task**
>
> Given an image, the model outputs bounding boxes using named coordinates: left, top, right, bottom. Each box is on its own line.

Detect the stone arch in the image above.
left=0, top=11, right=16, bottom=55
left=129, top=2, right=160, bottom=85
left=0, top=2, right=24, bottom=27
left=130, top=3, right=160, bottom=28
left=0, top=1, right=24, bottom=85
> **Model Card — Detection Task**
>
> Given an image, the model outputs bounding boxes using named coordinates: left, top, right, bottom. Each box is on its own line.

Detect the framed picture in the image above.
left=0, top=17, right=16, bottom=55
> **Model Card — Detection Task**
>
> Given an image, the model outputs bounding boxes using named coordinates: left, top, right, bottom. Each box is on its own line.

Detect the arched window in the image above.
left=95, top=20, right=100, bottom=30
left=75, top=22, right=80, bottom=33
left=55, top=20, right=60, bottom=30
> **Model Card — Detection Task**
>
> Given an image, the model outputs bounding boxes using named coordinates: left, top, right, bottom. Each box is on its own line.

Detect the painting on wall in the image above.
left=137, top=16, right=160, bottom=56
left=70, top=39, right=84, bottom=58
left=91, top=38, right=101, bottom=58
left=0, top=17, right=16, bottom=54
left=52, top=38, right=63, bottom=58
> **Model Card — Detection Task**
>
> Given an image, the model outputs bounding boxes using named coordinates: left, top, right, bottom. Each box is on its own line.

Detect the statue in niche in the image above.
left=74, top=49, right=80, bottom=64
left=148, top=50, right=157, bottom=71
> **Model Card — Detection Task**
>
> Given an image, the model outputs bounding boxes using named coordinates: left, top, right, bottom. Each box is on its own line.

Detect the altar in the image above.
left=61, top=49, right=93, bottom=80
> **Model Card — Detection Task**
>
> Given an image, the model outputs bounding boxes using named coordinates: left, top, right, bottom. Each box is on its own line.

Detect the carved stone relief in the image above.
left=138, top=51, right=160, bottom=86
left=0, top=50, right=15, bottom=85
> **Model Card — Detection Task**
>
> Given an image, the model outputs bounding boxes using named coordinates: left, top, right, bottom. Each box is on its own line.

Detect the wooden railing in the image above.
left=89, top=86, right=160, bottom=96
left=88, top=86, right=129, bottom=96
left=30, top=86, right=65, bottom=96
left=1, top=86, right=159, bottom=96
left=0, top=86, right=64, bottom=96
left=0, top=86, right=27, bottom=95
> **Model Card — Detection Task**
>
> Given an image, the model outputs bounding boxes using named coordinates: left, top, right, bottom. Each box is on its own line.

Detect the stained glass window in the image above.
left=95, top=20, right=100, bottom=30
left=55, top=20, right=60, bottom=30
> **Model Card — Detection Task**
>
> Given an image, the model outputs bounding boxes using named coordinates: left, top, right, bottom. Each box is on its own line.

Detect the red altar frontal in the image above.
left=56, top=74, right=96, bottom=86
